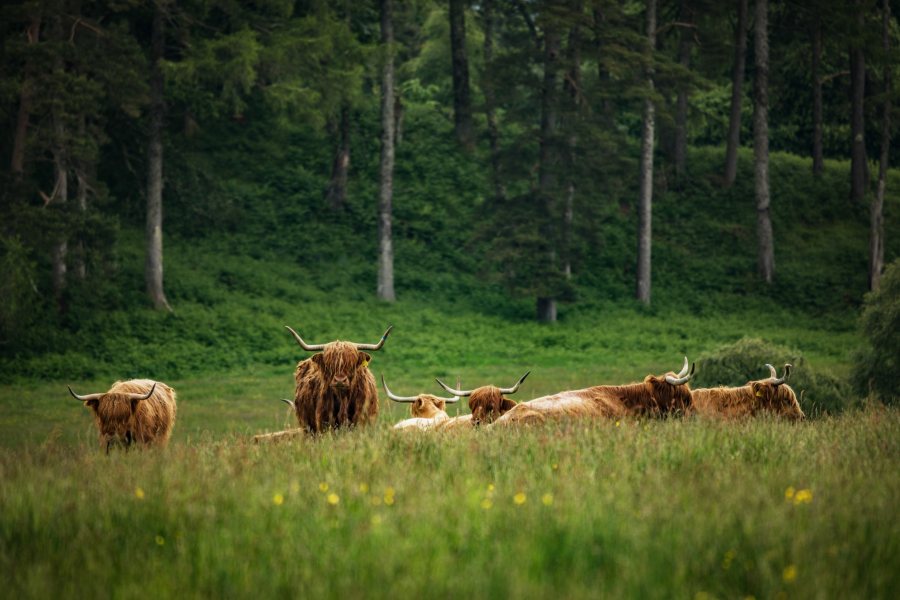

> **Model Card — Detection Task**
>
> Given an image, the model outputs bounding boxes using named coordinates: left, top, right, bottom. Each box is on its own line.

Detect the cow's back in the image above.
left=111, top=379, right=177, bottom=446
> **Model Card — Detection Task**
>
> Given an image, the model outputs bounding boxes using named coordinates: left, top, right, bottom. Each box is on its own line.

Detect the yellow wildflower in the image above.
left=358, top=483, right=369, bottom=494
left=541, top=493, right=554, bottom=506
left=155, top=535, right=165, bottom=546
left=273, top=493, right=284, bottom=506
left=371, top=514, right=383, bottom=526
left=783, top=564, right=797, bottom=583
left=784, top=486, right=795, bottom=500
left=513, top=492, right=526, bottom=505
left=134, top=487, right=145, bottom=500
left=384, top=487, right=395, bottom=506
left=327, top=493, right=340, bottom=506
left=615, top=421, right=620, bottom=427
left=793, top=489, right=813, bottom=505
left=290, top=481, right=300, bottom=494
left=319, top=482, right=329, bottom=492
left=487, top=483, right=495, bottom=492
left=481, top=498, right=493, bottom=510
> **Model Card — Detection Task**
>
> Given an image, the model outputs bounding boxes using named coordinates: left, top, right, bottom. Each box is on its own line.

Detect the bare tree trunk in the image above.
left=50, top=115, right=69, bottom=311
left=325, top=105, right=351, bottom=210
left=811, top=14, right=824, bottom=176
left=146, top=4, right=172, bottom=311
left=593, top=7, right=613, bottom=123
left=723, top=0, right=748, bottom=187
left=563, top=0, right=583, bottom=279
left=754, top=0, right=774, bottom=283
left=482, top=0, right=504, bottom=201
left=11, top=15, right=40, bottom=179
left=636, top=0, right=656, bottom=305
left=870, top=0, right=890, bottom=291
left=73, top=115, right=88, bottom=281
left=537, top=17, right=561, bottom=323
left=674, top=0, right=693, bottom=180
left=377, top=0, right=396, bottom=302
left=449, top=0, right=474, bottom=148
left=849, top=4, right=868, bottom=205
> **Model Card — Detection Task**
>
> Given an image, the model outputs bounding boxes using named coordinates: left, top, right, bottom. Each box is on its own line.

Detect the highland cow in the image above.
left=689, top=364, right=804, bottom=420
left=491, top=357, right=695, bottom=427
left=67, top=379, right=177, bottom=452
left=433, top=371, right=531, bottom=426
left=286, top=324, right=391, bottom=433
left=383, top=376, right=460, bottom=430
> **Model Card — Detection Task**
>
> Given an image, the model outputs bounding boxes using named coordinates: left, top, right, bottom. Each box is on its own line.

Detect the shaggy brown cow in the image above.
left=689, top=363, right=804, bottom=420
left=383, top=376, right=460, bottom=430
left=491, top=357, right=695, bottom=427
left=286, top=324, right=391, bottom=433
left=434, top=371, right=531, bottom=426
left=67, top=379, right=177, bottom=452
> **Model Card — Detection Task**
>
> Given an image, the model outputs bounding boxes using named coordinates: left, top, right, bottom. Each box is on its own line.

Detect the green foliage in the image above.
left=694, top=337, right=851, bottom=415
left=852, top=259, right=900, bottom=404
left=0, top=235, right=38, bottom=344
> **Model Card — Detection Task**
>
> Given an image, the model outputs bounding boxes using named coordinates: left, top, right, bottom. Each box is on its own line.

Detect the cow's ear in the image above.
left=358, top=352, right=372, bottom=367
left=130, top=396, right=144, bottom=414
left=311, top=353, right=325, bottom=369
left=501, top=398, right=517, bottom=413
left=750, top=382, right=763, bottom=401
left=84, top=399, right=99, bottom=411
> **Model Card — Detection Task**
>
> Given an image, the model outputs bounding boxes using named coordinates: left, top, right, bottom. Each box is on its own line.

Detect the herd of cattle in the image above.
left=67, top=325, right=805, bottom=451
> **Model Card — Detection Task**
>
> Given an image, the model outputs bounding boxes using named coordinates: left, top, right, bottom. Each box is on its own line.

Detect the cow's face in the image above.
left=644, top=374, right=693, bottom=412
left=312, top=342, right=372, bottom=390
left=86, top=394, right=145, bottom=450
left=750, top=381, right=805, bottom=420
left=411, top=395, right=447, bottom=419
left=468, top=387, right=517, bottom=425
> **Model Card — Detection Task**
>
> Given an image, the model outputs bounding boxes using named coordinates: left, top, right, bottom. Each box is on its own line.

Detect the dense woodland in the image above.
left=0, top=0, right=898, bottom=387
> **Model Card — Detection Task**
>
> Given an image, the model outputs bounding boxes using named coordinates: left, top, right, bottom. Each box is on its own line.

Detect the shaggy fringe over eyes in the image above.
left=293, top=342, right=378, bottom=433
left=89, top=379, right=177, bottom=448
left=468, top=387, right=517, bottom=425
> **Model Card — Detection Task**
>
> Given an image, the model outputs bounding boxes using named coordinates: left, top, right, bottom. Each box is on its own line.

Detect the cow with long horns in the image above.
left=383, top=376, right=460, bottom=430
left=67, top=379, right=177, bottom=452
left=286, top=325, right=391, bottom=433
left=491, top=357, right=695, bottom=427
left=689, top=363, right=804, bottom=420
left=433, top=371, right=531, bottom=427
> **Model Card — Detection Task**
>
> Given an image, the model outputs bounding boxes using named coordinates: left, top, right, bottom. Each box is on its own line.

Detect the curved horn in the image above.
left=435, top=377, right=474, bottom=397
left=355, top=325, right=394, bottom=351
left=285, top=326, right=326, bottom=352
left=442, top=377, right=461, bottom=404
left=665, top=360, right=695, bottom=385
left=766, top=363, right=778, bottom=379
left=382, top=375, right=418, bottom=403
left=771, top=363, right=792, bottom=385
left=127, top=382, right=157, bottom=402
left=67, top=386, right=103, bottom=403
left=498, top=371, right=531, bottom=395
left=280, top=398, right=294, bottom=407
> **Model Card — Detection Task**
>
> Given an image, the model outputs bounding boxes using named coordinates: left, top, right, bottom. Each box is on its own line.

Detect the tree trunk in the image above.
left=849, top=4, right=867, bottom=205
left=482, top=0, right=504, bottom=201
left=754, top=0, right=774, bottom=283
left=723, top=0, right=748, bottom=187
left=50, top=114, right=69, bottom=312
left=146, top=5, right=172, bottom=311
left=593, top=7, right=614, bottom=123
left=563, top=0, right=583, bottom=279
left=325, top=105, right=351, bottom=210
left=811, top=13, right=824, bottom=176
left=11, top=15, right=40, bottom=179
left=449, top=0, right=474, bottom=148
left=377, top=0, right=396, bottom=302
left=674, top=0, right=693, bottom=180
left=537, top=17, right=561, bottom=322
left=73, top=114, right=88, bottom=281
left=870, top=0, right=890, bottom=291
left=636, top=0, right=656, bottom=305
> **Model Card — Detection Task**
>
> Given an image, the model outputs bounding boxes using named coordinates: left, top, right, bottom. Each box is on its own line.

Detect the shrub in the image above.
left=852, top=260, right=900, bottom=404
left=694, top=337, right=850, bottom=415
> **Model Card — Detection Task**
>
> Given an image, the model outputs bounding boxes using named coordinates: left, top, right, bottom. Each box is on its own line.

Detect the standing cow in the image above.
left=383, top=375, right=460, bottom=430
left=286, top=324, right=391, bottom=433
left=689, top=363, right=804, bottom=420
left=491, top=357, right=695, bottom=427
left=434, top=371, right=531, bottom=426
left=67, top=379, right=177, bottom=452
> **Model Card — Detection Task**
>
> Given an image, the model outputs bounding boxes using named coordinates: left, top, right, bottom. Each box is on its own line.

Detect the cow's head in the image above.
left=642, top=356, right=695, bottom=413
left=749, top=364, right=805, bottom=420
left=286, top=325, right=391, bottom=389
left=436, top=371, right=530, bottom=425
left=382, top=375, right=459, bottom=418
left=68, top=382, right=157, bottom=452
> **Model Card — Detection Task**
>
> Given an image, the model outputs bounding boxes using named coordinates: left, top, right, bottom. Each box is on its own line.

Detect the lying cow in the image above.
left=491, top=357, right=695, bottom=427
left=286, top=324, right=391, bottom=433
left=383, top=376, right=460, bottom=430
left=434, top=371, right=531, bottom=427
left=689, top=363, right=804, bottom=420
left=67, top=379, right=177, bottom=452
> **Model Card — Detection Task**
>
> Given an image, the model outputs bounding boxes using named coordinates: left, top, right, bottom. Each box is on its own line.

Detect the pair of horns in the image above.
left=765, top=363, right=793, bottom=385
left=382, top=375, right=461, bottom=403
left=68, top=382, right=157, bottom=403
left=664, top=356, right=695, bottom=386
left=285, top=325, right=393, bottom=352
left=434, top=371, right=531, bottom=397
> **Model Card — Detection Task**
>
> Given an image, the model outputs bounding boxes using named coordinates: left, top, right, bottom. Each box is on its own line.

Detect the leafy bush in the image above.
left=852, top=260, right=900, bottom=404
left=693, top=337, right=850, bottom=415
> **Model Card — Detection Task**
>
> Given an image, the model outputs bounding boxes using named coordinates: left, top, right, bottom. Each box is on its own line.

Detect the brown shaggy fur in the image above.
left=466, top=386, right=519, bottom=425
left=293, top=341, right=378, bottom=433
left=492, top=372, right=692, bottom=427
left=690, top=380, right=804, bottom=420
left=78, top=379, right=176, bottom=451
left=253, top=428, right=307, bottom=444
left=392, top=395, right=451, bottom=430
